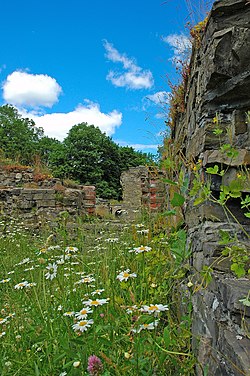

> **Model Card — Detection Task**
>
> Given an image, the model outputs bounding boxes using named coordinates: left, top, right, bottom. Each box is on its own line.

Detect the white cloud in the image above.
left=2, top=71, right=62, bottom=107
left=145, top=91, right=171, bottom=105
left=163, top=34, right=192, bottom=63
left=103, top=40, right=154, bottom=90
left=116, top=140, right=159, bottom=151
left=20, top=100, right=122, bottom=140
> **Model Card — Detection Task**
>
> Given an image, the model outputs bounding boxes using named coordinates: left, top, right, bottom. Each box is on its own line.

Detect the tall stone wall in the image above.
left=170, top=1, right=250, bottom=375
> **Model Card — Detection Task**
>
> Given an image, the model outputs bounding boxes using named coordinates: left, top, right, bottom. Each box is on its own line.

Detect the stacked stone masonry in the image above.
left=171, top=0, right=250, bottom=375
left=120, top=166, right=166, bottom=217
left=0, top=168, right=96, bottom=225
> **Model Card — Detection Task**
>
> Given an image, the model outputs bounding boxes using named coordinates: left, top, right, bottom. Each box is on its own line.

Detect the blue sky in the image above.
left=0, top=0, right=207, bottom=154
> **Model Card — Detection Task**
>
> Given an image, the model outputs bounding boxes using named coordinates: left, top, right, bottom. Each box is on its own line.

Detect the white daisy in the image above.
left=116, top=269, right=137, bottom=282
left=45, top=263, right=58, bottom=280
left=132, top=320, right=159, bottom=333
left=63, top=311, right=75, bottom=317
left=0, top=278, right=11, bottom=283
left=72, top=319, right=94, bottom=332
left=81, top=298, right=109, bottom=307
left=133, top=245, right=152, bottom=254
left=75, top=307, right=93, bottom=319
left=91, top=289, right=105, bottom=296
left=65, top=246, right=78, bottom=254
left=14, top=281, right=29, bottom=289
left=141, top=304, right=169, bottom=314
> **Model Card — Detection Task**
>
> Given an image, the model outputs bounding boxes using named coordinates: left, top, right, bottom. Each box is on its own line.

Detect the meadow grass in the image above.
left=0, top=215, right=195, bottom=375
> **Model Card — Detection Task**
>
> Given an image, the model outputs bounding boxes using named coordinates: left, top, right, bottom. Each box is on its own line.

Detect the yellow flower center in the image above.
left=139, top=246, right=145, bottom=251
left=149, top=305, right=158, bottom=311
left=143, top=324, right=149, bottom=327
left=79, top=321, right=87, bottom=326
left=80, top=309, right=87, bottom=314
left=123, top=273, right=130, bottom=278
left=91, top=300, right=99, bottom=305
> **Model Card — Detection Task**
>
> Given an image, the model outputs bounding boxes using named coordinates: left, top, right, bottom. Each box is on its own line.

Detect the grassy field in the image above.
left=0, top=214, right=195, bottom=375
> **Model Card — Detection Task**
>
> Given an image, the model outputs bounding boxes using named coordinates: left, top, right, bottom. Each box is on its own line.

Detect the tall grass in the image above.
left=0, top=215, right=195, bottom=375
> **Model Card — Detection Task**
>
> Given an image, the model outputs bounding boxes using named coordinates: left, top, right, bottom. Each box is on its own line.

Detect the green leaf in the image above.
left=162, top=178, right=177, bottom=186
left=163, top=210, right=177, bottom=216
left=170, top=192, right=185, bottom=207
left=218, top=230, right=231, bottom=245
left=231, top=263, right=246, bottom=278
left=163, top=327, right=171, bottom=348
left=239, top=297, right=250, bottom=307
left=244, top=212, right=250, bottom=218
left=206, top=165, right=219, bottom=174
left=194, top=196, right=206, bottom=206
left=34, top=363, right=40, bottom=376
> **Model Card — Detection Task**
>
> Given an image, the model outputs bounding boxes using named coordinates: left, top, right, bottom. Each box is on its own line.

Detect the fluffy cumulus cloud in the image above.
left=20, top=100, right=122, bottom=140
left=163, top=34, right=192, bottom=63
left=2, top=71, right=62, bottom=108
left=103, top=40, right=154, bottom=90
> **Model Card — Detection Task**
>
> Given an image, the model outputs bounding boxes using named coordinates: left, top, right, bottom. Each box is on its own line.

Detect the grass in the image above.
left=0, top=214, right=195, bottom=375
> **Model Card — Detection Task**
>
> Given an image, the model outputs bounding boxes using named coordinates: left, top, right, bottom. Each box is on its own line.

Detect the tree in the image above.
left=57, top=123, right=122, bottom=198
left=0, top=105, right=43, bottom=164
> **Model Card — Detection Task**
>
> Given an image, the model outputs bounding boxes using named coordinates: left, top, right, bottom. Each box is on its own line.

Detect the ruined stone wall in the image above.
left=171, top=1, right=250, bottom=375
left=120, top=166, right=166, bottom=217
left=0, top=168, right=96, bottom=225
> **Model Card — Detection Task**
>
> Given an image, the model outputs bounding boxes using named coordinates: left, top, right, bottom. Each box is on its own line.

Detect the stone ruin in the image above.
left=0, top=166, right=96, bottom=226
left=169, top=0, right=250, bottom=374
left=120, top=166, right=166, bottom=217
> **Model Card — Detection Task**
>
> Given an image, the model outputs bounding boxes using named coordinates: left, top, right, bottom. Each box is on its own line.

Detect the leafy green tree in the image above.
left=37, top=136, right=63, bottom=166
left=119, top=146, right=154, bottom=171
left=58, top=123, right=122, bottom=198
left=0, top=105, right=43, bottom=164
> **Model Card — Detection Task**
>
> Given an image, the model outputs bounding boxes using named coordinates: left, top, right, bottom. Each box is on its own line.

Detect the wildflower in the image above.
left=87, top=355, right=103, bottom=375
left=126, top=305, right=138, bottom=314
left=65, top=246, right=78, bottom=254
left=59, top=372, right=67, bottom=376
left=72, top=319, right=94, bottom=332
left=91, top=289, right=105, bottom=296
left=141, top=304, right=169, bottom=314
left=45, top=262, right=58, bottom=280
left=0, top=331, right=6, bottom=338
left=26, top=282, right=37, bottom=288
left=73, top=361, right=81, bottom=368
left=105, top=237, right=118, bottom=243
left=37, top=248, right=47, bottom=255
left=136, top=229, right=149, bottom=235
left=132, top=320, right=159, bottom=333
left=135, top=223, right=145, bottom=228
left=0, top=318, right=7, bottom=325
left=116, top=269, right=137, bottom=282
left=129, top=245, right=152, bottom=254
left=82, top=298, right=109, bottom=307
left=14, top=281, right=29, bottom=289
left=187, top=281, right=193, bottom=288
left=0, top=278, right=11, bottom=283
left=75, top=307, right=93, bottom=319
left=75, top=276, right=95, bottom=285
left=63, top=311, right=75, bottom=317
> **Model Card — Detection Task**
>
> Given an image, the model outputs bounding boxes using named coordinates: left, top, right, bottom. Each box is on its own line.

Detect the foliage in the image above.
left=0, top=215, right=195, bottom=375
left=0, top=106, right=153, bottom=199
left=0, top=105, right=44, bottom=165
